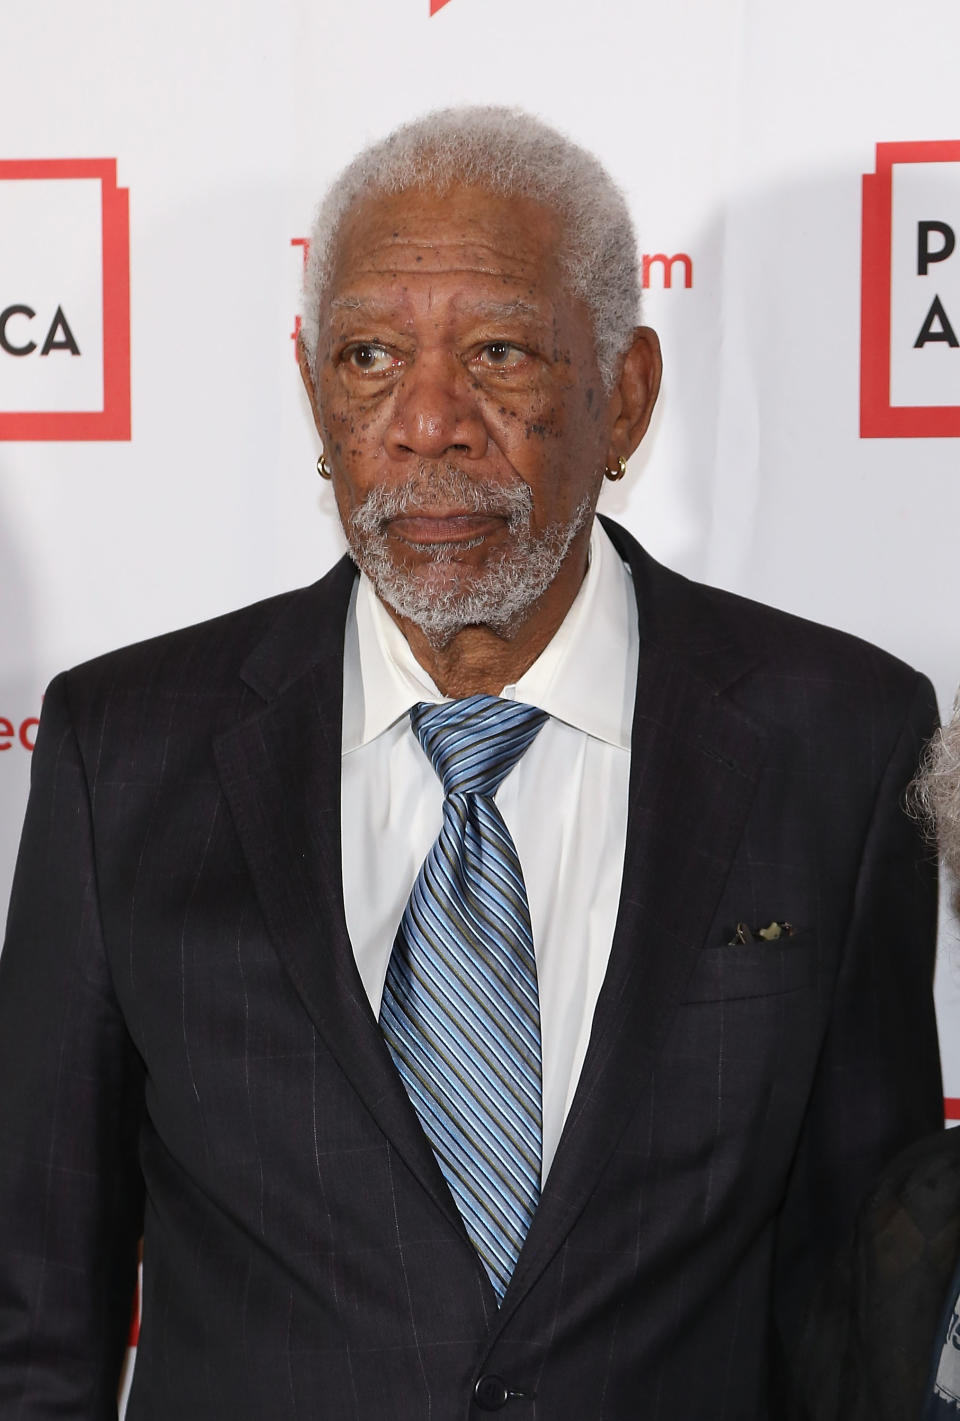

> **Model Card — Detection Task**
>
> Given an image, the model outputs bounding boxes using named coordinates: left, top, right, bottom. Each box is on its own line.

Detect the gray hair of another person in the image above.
left=911, top=695, right=960, bottom=912
left=299, top=106, right=642, bottom=393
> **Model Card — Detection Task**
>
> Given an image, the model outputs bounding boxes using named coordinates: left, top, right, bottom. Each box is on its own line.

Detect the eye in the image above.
left=341, top=342, right=398, bottom=374
left=472, top=341, right=528, bottom=370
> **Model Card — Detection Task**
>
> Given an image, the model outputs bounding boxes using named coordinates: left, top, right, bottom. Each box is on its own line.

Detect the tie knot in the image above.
left=411, top=694, right=548, bottom=798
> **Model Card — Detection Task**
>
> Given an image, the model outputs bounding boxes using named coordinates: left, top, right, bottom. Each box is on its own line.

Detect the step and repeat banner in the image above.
left=2, top=3, right=960, bottom=1365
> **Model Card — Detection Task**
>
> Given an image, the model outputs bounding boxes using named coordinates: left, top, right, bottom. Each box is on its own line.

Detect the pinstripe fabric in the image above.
left=380, top=694, right=548, bottom=1303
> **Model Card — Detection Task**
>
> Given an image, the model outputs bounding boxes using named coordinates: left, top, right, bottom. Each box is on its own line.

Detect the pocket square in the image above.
left=727, top=920, right=794, bottom=946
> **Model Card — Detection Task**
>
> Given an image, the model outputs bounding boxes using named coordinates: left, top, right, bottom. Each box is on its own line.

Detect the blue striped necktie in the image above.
left=379, top=693, right=548, bottom=1304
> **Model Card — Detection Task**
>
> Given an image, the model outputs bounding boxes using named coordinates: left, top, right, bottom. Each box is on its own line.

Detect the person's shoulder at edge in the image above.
left=793, top=1127, right=960, bottom=1421
left=602, top=515, right=933, bottom=714
left=50, top=550, right=359, bottom=709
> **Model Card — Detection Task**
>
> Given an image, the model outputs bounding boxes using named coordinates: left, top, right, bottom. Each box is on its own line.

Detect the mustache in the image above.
left=348, top=464, right=533, bottom=538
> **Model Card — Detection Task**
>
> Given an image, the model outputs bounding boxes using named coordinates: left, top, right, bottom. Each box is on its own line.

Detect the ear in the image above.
left=296, top=335, right=324, bottom=436
left=607, top=326, right=662, bottom=465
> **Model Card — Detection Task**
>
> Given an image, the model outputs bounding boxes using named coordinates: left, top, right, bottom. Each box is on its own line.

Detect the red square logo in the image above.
left=0, top=159, right=130, bottom=441
left=861, top=141, right=960, bottom=437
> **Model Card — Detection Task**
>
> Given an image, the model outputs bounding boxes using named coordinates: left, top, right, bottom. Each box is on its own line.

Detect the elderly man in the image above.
left=0, top=108, right=943, bottom=1419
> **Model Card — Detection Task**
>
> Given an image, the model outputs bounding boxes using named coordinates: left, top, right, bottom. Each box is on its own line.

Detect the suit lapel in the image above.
left=499, top=523, right=768, bottom=1319
left=213, top=557, right=463, bottom=1236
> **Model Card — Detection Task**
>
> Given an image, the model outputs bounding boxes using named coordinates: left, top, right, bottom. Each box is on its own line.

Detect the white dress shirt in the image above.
left=340, top=520, right=638, bottom=1180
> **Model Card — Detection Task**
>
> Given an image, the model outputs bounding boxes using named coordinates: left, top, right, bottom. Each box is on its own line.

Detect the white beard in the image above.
left=344, top=463, right=592, bottom=648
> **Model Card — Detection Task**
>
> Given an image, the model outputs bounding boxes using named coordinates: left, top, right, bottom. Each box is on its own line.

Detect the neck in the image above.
left=387, top=534, right=591, bottom=698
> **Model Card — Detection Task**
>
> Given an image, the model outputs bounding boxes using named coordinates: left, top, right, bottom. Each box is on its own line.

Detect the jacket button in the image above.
left=474, top=1374, right=510, bottom=1410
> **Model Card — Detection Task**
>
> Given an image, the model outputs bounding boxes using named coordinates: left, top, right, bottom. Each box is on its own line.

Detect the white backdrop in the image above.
left=2, top=0, right=959, bottom=1143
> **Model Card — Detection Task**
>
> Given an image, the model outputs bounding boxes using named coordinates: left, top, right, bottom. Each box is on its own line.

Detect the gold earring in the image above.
left=605, top=455, right=627, bottom=481
left=316, top=451, right=332, bottom=480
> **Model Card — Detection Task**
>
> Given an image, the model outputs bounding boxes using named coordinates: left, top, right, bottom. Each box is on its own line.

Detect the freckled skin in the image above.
left=298, top=184, right=661, bottom=694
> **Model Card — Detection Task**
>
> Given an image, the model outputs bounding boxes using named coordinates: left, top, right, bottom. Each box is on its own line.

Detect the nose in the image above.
left=384, top=352, right=488, bottom=462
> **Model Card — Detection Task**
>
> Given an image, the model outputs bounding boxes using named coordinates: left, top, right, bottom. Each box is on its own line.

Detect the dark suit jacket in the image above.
left=0, top=519, right=943, bottom=1419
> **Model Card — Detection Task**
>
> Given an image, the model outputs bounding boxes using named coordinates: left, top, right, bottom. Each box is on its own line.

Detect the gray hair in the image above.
left=300, top=106, right=641, bottom=391
left=911, top=693, right=960, bottom=911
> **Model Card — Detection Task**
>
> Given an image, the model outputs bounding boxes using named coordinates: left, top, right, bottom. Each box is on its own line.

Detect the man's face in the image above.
left=306, top=184, right=621, bottom=644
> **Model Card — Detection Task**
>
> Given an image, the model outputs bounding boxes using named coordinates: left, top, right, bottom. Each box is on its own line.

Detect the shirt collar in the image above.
left=341, top=519, right=637, bottom=753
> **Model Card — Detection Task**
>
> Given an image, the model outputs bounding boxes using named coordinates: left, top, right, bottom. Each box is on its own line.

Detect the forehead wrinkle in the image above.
left=326, top=291, right=554, bottom=333
left=336, top=223, right=556, bottom=283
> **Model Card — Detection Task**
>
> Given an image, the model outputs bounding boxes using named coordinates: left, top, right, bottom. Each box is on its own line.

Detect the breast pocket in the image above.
left=680, top=937, right=814, bottom=1003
